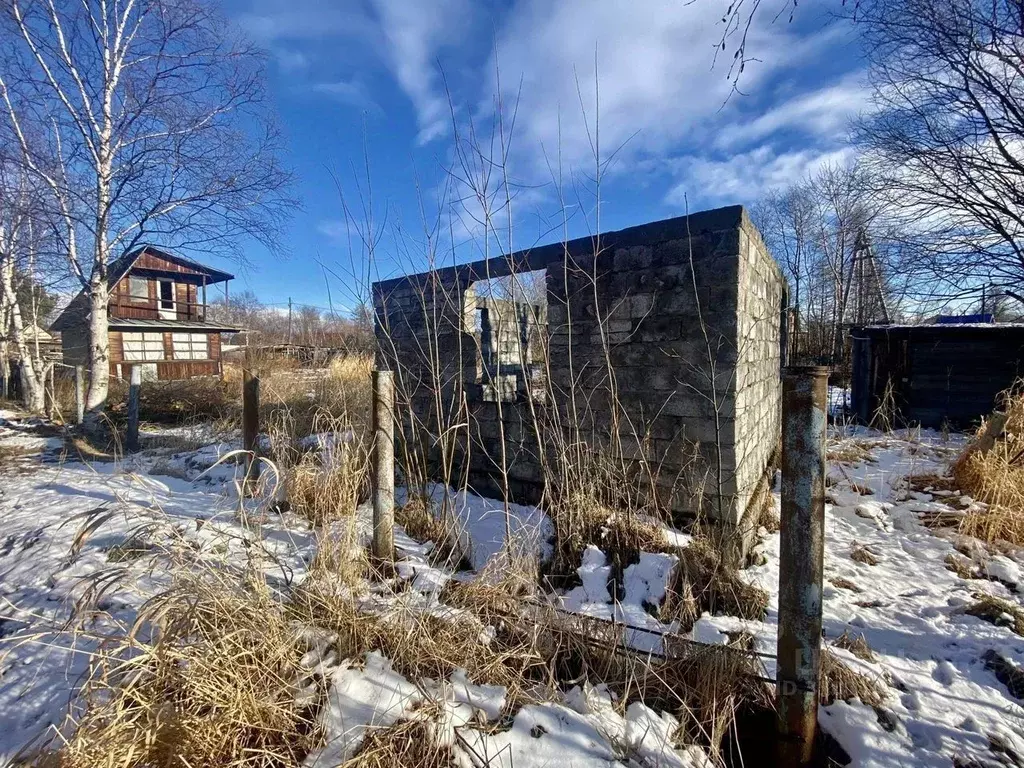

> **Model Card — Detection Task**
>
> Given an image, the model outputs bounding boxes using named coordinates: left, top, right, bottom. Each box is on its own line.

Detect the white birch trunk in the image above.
left=0, top=249, right=45, bottom=413
left=84, top=274, right=110, bottom=417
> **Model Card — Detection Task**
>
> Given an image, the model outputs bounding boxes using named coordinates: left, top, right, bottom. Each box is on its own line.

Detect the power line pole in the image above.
left=287, top=297, right=293, bottom=345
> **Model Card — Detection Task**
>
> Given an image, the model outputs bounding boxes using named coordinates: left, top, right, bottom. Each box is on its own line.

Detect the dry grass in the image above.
left=346, top=715, right=457, bottom=768
left=820, top=649, right=887, bottom=707
left=966, top=594, right=1024, bottom=637
left=827, top=440, right=882, bottom=466
left=442, top=578, right=774, bottom=757
left=255, top=355, right=373, bottom=446
left=953, top=387, right=1024, bottom=546
left=395, top=495, right=467, bottom=568
left=944, top=553, right=978, bottom=580
left=832, top=631, right=876, bottom=663
left=288, top=577, right=549, bottom=708
left=850, top=543, right=880, bottom=566
left=982, top=649, right=1024, bottom=700
left=283, top=435, right=368, bottom=527
left=665, top=642, right=774, bottom=754
left=47, top=573, right=320, bottom=768
left=662, top=537, right=770, bottom=629
left=108, top=375, right=233, bottom=425
left=907, top=473, right=959, bottom=495
left=830, top=577, right=862, bottom=592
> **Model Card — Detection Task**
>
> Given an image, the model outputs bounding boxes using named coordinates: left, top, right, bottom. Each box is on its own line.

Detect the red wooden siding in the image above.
left=108, top=330, right=223, bottom=380
left=133, top=249, right=206, bottom=276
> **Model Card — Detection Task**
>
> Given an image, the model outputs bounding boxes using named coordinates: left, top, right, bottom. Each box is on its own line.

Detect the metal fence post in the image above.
left=777, top=365, right=828, bottom=767
left=126, top=366, right=141, bottom=452
left=371, top=369, right=395, bottom=565
left=45, top=364, right=55, bottom=420
left=74, top=366, right=85, bottom=425
left=242, top=367, right=260, bottom=491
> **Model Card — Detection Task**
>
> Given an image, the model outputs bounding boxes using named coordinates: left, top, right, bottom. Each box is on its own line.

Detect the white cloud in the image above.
left=664, top=146, right=857, bottom=208
left=312, top=79, right=381, bottom=112
left=483, top=0, right=846, bottom=179
left=237, top=1, right=378, bottom=43
left=274, top=49, right=309, bottom=72
left=317, top=218, right=358, bottom=244
left=713, top=73, right=872, bottom=150
left=368, top=0, right=473, bottom=144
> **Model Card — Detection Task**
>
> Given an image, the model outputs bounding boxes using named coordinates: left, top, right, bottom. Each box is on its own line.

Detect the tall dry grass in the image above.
left=953, top=386, right=1024, bottom=546
left=49, top=571, right=322, bottom=768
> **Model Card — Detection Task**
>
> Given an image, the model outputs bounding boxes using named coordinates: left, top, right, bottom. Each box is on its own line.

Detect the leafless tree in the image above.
left=0, top=158, right=52, bottom=411
left=856, top=0, right=1024, bottom=306
left=755, top=160, right=903, bottom=371
left=0, top=0, right=292, bottom=424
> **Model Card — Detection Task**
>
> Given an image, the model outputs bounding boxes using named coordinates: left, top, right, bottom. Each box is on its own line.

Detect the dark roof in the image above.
left=855, top=323, right=1024, bottom=338
left=50, top=245, right=235, bottom=331
left=108, top=319, right=240, bottom=333
left=109, top=245, right=235, bottom=285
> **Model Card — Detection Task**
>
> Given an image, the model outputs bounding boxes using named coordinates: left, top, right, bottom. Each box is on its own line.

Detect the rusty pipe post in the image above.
left=242, top=367, right=260, bottom=492
left=777, top=365, right=829, bottom=768
left=74, top=366, right=85, bottom=425
left=371, top=369, right=395, bottom=566
left=126, top=366, right=141, bottom=452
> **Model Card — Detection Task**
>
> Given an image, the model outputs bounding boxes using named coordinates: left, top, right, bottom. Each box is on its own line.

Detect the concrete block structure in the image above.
left=373, top=205, right=787, bottom=553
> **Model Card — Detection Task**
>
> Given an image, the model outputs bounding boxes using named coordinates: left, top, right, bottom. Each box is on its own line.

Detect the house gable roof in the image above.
left=50, top=245, right=235, bottom=332
left=109, top=245, right=235, bottom=285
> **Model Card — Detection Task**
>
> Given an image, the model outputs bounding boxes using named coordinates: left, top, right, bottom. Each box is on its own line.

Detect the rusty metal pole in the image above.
left=777, top=365, right=829, bottom=768
left=74, top=365, right=85, bottom=425
left=371, top=369, right=395, bottom=566
left=242, top=367, right=260, bottom=491
left=126, top=366, right=141, bottom=452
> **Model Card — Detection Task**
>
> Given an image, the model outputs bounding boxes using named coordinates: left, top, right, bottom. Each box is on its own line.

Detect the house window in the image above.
left=172, top=333, right=208, bottom=360
left=159, top=280, right=175, bottom=310
left=128, top=277, right=149, bottom=302
left=123, top=332, right=165, bottom=361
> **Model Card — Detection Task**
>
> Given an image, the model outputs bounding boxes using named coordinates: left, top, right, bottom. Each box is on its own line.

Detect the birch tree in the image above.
left=0, top=160, right=50, bottom=412
left=0, top=0, right=291, bottom=424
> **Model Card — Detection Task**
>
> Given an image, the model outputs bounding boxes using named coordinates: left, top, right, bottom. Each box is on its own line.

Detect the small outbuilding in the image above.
left=850, top=323, right=1024, bottom=428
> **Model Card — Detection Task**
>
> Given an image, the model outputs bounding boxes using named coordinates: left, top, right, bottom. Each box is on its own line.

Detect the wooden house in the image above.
left=51, top=246, right=240, bottom=381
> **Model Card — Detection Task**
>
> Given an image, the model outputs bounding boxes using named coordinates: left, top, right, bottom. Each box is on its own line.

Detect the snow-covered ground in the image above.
left=0, top=409, right=1022, bottom=767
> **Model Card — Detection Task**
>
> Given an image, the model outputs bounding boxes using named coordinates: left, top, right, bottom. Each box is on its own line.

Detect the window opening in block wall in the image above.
left=468, top=269, right=547, bottom=402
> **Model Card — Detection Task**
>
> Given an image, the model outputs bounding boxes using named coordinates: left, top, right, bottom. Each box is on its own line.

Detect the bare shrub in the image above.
left=107, top=375, right=234, bottom=425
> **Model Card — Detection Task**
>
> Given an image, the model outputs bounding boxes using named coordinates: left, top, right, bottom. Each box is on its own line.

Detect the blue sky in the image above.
left=215, top=0, right=867, bottom=312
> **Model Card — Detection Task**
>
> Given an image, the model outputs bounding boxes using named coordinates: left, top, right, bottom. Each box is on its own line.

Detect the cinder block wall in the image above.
left=732, top=214, right=786, bottom=545
left=373, top=205, right=785, bottom=552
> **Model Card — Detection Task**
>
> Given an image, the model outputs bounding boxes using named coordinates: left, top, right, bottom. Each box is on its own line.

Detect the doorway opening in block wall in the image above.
left=468, top=269, right=547, bottom=402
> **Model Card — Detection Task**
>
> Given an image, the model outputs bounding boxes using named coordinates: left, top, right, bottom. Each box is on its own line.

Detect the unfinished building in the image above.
left=373, top=205, right=787, bottom=554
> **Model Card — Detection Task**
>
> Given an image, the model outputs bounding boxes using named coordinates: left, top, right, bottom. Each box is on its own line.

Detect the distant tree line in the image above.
left=206, top=291, right=375, bottom=355
left=750, top=0, right=1024, bottom=374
